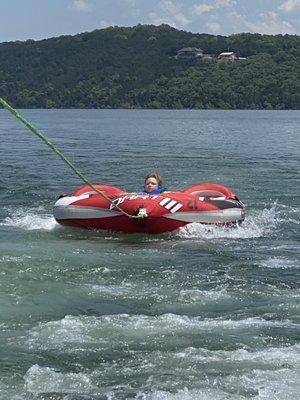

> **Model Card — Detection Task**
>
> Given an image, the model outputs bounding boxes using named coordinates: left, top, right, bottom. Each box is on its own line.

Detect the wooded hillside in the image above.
left=0, top=24, right=299, bottom=109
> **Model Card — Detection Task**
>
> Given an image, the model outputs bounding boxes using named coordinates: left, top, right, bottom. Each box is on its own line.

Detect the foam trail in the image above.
left=178, top=202, right=278, bottom=239
left=261, top=257, right=299, bottom=269
left=25, top=314, right=296, bottom=351
left=24, top=364, right=95, bottom=394
left=1, top=207, right=58, bottom=231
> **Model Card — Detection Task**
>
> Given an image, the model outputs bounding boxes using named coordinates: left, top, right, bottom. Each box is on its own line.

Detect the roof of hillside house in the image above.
left=219, top=52, right=236, bottom=56
left=178, top=47, right=203, bottom=52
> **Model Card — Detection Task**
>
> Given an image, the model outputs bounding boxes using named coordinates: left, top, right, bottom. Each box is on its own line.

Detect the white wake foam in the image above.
left=260, top=256, right=299, bottom=269
left=178, top=202, right=278, bottom=239
left=1, top=207, right=58, bottom=231
left=24, top=364, right=96, bottom=394
left=25, top=314, right=296, bottom=351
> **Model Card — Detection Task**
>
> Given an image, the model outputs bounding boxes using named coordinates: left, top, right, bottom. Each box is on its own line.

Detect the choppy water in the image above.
left=0, top=109, right=299, bottom=399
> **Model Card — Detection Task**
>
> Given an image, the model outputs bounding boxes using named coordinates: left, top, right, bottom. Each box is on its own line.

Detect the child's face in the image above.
left=144, top=177, right=159, bottom=193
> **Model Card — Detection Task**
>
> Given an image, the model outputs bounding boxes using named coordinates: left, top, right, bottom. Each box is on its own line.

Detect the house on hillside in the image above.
left=218, top=51, right=238, bottom=61
left=202, top=53, right=214, bottom=60
left=176, top=47, right=204, bottom=59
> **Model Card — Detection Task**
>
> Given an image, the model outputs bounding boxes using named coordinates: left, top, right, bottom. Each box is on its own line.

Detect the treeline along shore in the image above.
left=0, top=24, right=299, bottom=109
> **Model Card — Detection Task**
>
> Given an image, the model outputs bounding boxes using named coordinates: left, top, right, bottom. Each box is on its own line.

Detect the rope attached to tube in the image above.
left=0, top=97, right=144, bottom=219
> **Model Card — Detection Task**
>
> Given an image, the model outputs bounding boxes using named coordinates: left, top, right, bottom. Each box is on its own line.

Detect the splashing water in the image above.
left=0, top=203, right=279, bottom=240
left=1, top=207, right=58, bottom=231
left=24, top=364, right=96, bottom=395
left=178, top=202, right=278, bottom=240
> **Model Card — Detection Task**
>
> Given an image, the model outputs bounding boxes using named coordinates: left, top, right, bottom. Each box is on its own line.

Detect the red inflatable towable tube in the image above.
left=53, top=183, right=245, bottom=234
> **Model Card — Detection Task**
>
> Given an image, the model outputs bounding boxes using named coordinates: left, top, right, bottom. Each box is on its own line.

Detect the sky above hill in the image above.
left=1, top=0, right=299, bottom=42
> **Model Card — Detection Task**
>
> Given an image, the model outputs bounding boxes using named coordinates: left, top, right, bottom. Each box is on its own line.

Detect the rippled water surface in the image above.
left=0, top=109, right=299, bottom=399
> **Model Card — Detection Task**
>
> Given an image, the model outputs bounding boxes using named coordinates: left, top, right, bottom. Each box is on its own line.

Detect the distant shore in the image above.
left=1, top=25, right=299, bottom=110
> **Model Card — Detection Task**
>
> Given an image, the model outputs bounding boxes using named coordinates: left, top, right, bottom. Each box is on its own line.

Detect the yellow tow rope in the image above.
left=0, top=97, right=144, bottom=219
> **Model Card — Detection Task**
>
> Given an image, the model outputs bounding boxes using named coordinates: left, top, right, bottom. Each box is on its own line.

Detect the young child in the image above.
left=140, top=172, right=166, bottom=194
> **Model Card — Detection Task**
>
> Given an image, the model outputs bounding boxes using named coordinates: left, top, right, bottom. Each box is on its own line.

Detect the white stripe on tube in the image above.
left=170, top=203, right=183, bottom=213
left=159, top=197, right=171, bottom=206
left=165, top=200, right=178, bottom=210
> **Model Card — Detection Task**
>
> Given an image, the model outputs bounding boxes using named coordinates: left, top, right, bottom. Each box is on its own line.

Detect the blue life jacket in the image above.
left=138, top=186, right=166, bottom=195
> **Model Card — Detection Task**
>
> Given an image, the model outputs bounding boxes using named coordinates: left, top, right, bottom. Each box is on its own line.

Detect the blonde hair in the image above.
left=144, top=172, right=163, bottom=187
